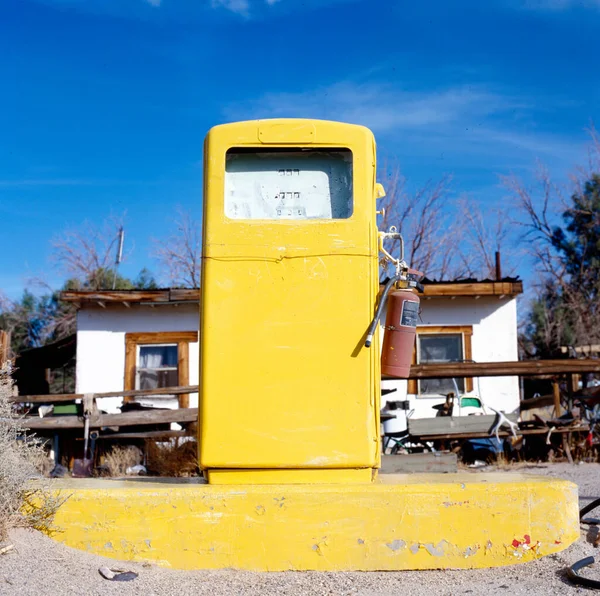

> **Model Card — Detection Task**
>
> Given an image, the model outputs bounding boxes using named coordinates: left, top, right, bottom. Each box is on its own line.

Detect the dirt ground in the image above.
left=1, top=462, right=599, bottom=596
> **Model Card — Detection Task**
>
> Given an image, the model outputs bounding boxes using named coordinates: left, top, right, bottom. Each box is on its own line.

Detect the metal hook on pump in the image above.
left=364, top=226, right=423, bottom=348
left=378, top=226, right=406, bottom=274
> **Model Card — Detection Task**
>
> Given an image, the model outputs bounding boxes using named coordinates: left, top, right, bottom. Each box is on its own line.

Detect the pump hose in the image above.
left=364, top=275, right=401, bottom=348
left=565, top=497, right=600, bottom=589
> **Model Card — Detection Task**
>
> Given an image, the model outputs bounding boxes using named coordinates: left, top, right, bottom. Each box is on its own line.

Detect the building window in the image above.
left=407, top=326, right=473, bottom=396
left=124, top=331, right=198, bottom=408
left=137, top=344, right=179, bottom=390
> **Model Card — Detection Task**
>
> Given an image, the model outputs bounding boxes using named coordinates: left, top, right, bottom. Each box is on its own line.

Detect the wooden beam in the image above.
left=420, top=281, right=523, bottom=297
left=177, top=341, right=190, bottom=409
left=553, top=381, right=562, bottom=417
left=401, top=359, right=600, bottom=379
left=413, top=425, right=589, bottom=441
left=60, top=290, right=170, bottom=303
left=20, top=407, right=199, bottom=430
left=408, top=414, right=519, bottom=437
left=97, top=429, right=191, bottom=440
left=125, top=331, right=198, bottom=344
left=169, top=288, right=199, bottom=302
left=11, top=384, right=200, bottom=403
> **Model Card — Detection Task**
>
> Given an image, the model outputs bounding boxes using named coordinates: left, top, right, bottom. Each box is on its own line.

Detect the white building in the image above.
left=62, top=279, right=522, bottom=418
left=62, top=289, right=200, bottom=414
left=380, top=279, right=523, bottom=434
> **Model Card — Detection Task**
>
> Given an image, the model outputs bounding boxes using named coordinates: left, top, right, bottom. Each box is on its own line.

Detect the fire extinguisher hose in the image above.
left=364, top=275, right=401, bottom=348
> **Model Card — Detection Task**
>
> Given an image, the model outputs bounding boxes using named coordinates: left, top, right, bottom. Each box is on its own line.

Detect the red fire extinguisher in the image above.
left=381, top=289, right=420, bottom=378
left=364, top=225, right=423, bottom=378
left=364, top=268, right=423, bottom=378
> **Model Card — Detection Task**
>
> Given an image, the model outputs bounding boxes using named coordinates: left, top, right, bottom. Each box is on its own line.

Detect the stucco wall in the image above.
left=75, top=304, right=199, bottom=413
left=381, top=295, right=520, bottom=430
left=75, top=295, right=520, bottom=421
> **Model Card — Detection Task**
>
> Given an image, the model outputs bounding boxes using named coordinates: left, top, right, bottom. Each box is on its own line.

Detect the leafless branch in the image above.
left=377, top=163, right=460, bottom=280
left=153, top=208, right=201, bottom=288
left=50, top=215, right=127, bottom=289
left=455, top=197, right=518, bottom=280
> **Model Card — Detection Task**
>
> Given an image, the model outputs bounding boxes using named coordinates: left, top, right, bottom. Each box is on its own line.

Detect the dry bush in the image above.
left=24, top=441, right=56, bottom=477
left=146, top=438, right=199, bottom=477
left=102, top=445, right=143, bottom=477
left=0, top=364, right=66, bottom=540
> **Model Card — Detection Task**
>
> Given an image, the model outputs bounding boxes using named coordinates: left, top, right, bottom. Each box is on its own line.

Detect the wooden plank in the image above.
left=97, top=430, right=191, bottom=440
left=415, top=425, right=589, bottom=441
left=520, top=393, right=554, bottom=410
left=420, top=281, right=523, bottom=297
left=20, top=407, right=199, bottom=430
left=125, top=331, right=198, bottom=345
left=417, top=326, right=473, bottom=335
left=402, top=359, right=600, bottom=379
left=11, top=385, right=200, bottom=403
left=169, top=288, right=199, bottom=302
left=408, top=413, right=519, bottom=437
left=124, top=334, right=136, bottom=398
left=553, top=381, right=562, bottom=417
left=380, top=453, right=457, bottom=474
left=61, top=290, right=170, bottom=303
left=178, top=341, right=190, bottom=409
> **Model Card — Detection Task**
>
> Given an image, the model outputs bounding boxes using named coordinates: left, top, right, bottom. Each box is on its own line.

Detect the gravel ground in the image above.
left=1, top=463, right=599, bottom=596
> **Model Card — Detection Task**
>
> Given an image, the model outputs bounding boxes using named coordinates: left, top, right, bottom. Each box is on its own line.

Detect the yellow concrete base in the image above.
left=205, top=467, right=375, bottom=484
left=46, top=473, right=579, bottom=571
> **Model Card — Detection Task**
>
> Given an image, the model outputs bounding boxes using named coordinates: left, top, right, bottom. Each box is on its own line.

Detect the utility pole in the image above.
left=112, top=226, right=125, bottom=290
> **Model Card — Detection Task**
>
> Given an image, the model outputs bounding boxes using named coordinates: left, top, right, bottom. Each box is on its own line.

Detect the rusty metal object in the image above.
left=381, top=290, right=420, bottom=378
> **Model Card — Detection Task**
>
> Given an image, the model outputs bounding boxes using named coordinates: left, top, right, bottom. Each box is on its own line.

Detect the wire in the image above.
left=567, top=557, right=600, bottom=589
left=580, top=497, right=600, bottom=521
left=565, top=498, right=600, bottom=589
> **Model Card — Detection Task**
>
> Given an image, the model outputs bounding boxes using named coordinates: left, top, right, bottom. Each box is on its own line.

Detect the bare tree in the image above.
left=455, top=197, right=518, bottom=280
left=50, top=215, right=128, bottom=290
left=377, top=164, right=463, bottom=280
left=153, top=208, right=201, bottom=288
left=504, top=131, right=600, bottom=356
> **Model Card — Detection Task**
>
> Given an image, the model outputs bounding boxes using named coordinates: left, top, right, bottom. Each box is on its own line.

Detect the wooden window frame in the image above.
left=124, top=331, right=198, bottom=408
left=407, top=326, right=473, bottom=396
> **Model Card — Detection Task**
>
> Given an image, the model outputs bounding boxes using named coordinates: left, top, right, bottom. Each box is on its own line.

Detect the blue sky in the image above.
left=1, top=0, right=599, bottom=297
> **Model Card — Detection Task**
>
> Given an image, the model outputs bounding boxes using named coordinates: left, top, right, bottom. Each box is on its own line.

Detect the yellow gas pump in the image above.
left=199, top=119, right=382, bottom=484
left=43, top=118, right=579, bottom=572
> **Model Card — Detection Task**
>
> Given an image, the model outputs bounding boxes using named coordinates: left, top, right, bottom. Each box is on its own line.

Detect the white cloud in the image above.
left=224, top=82, right=584, bottom=166
left=145, top=0, right=162, bottom=6
left=226, top=82, right=518, bottom=133
left=211, top=0, right=250, bottom=16
left=265, top=0, right=282, bottom=4
left=520, top=0, right=600, bottom=10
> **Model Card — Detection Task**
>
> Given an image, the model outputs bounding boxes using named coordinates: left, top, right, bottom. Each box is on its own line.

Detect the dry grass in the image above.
left=146, top=438, right=199, bottom=477
left=102, top=445, right=142, bottom=477
left=25, top=443, right=56, bottom=477
left=0, top=364, right=67, bottom=540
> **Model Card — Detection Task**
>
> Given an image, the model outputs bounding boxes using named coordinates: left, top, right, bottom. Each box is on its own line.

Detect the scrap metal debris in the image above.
left=0, top=545, right=14, bottom=556
left=98, top=567, right=138, bottom=582
left=566, top=497, right=600, bottom=589
left=567, top=556, right=600, bottom=589
left=488, top=408, right=519, bottom=442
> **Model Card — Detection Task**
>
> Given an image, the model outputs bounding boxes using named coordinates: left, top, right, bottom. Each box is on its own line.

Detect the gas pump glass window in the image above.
left=224, top=148, right=353, bottom=220
left=418, top=334, right=465, bottom=396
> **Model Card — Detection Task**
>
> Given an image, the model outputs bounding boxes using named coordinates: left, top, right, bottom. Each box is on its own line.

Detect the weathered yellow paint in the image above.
left=199, top=119, right=381, bottom=480
left=206, top=467, right=375, bottom=484
left=46, top=473, right=579, bottom=571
